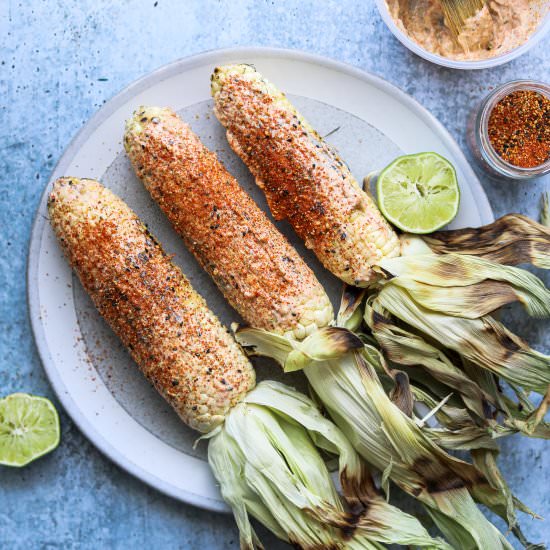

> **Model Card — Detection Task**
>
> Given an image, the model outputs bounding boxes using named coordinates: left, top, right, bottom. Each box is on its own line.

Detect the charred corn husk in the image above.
left=422, top=214, right=550, bottom=268
left=51, top=177, right=449, bottom=550
left=239, top=326, right=521, bottom=549
left=124, top=106, right=332, bottom=340
left=373, top=243, right=550, bottom=396
left=373, top=283, right=550, bottom=395
left=48, top=176, right=255, bottom=433
left=123, top=111, right=455, bottom=549
left=231, top=282, right=533, bottom=547
left=210, top=63, right=547, bottom=548
left=365, top=300, right=550, bottom=439
left=124, top=109, right=519, bottom=549
left=211, top=64, right=401, bottom=287
left=210, top=380, right=450, bottom=550
left=541, top=193, right=550, bottom=227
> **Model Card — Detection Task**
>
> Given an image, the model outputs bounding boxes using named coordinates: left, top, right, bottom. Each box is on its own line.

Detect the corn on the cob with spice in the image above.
left=124, top=106, right=332, bottom=341
left=48, top=176, right=254, bottom=433
left=49, top=176, right=446, bottom=550
left=211, top=64, right=550, bottom=404
left=124, top=108, right=523, bottom=550
left=210, top=64, right=401, bottom=287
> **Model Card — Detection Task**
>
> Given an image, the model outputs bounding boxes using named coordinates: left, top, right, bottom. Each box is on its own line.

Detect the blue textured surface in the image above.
left=1, top=1, right=548, bottom=548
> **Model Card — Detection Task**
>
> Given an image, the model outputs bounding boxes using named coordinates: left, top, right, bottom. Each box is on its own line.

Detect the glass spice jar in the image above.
left=467, top=80, right=550, bottom=180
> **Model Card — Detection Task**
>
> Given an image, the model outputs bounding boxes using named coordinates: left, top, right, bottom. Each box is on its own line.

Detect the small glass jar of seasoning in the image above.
left=467, top=80, right=550, bottom=180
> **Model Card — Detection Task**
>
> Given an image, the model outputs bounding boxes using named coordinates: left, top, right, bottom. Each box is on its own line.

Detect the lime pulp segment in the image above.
left=376, top=152, right=460, bottom=234
left=0, top=393, right=60, bottom=467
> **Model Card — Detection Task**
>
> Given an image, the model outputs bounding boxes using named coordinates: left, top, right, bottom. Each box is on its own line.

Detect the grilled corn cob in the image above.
left=211, top=64, right=550, bottom=416
left=124, top=106, right=333, bottom=341
left=124, top=108, right=518, bottom=549
left=211, top=64, right=401, bottom=287
left=49, top=177, right=255, bottom=432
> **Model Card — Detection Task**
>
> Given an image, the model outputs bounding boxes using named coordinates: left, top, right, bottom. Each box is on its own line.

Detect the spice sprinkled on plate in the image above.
left=488, top=90, right=550, bottom=168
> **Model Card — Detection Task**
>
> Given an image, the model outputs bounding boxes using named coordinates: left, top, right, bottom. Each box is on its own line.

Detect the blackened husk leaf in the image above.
left=365, top=302, right=496, bottom=422
left=471, top=448, right=543, bottom=549
left=337, top=284, right=367, bottom=331
left=375, top=284, right=550, bottom=395
left=422, top=214, right=550, bottom=269
left=378, top=252, right=550, bottom=319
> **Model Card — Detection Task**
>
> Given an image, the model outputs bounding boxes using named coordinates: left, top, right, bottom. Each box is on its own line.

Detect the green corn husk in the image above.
left=359, top=351, right=542, bottom=547
left=425, top=425, right=505, bottom=452
left=275, top=325, right=364, bottom=371
left=399, top=382, right=541, bottom=539
left=374, top=283, right=550, bottom=395
left=542, top=192, right=550, bottom=227
left=374, top=249, right=550, bottom=412
left=471, top=448, right=544, bottom=549
left=405, top=396, right=543, bottom=546
left=366, top=299, right=550, bottom=438
left=232, top=323, right=363, bottom=374
left=421, top=214, right=550, bottom=268
left=312, top=350, right=515, bottom=549
left=425, top=401, right=550, bottom=448
left=472, top=448, right=541, bottom=521
left=413, top=369, right=550, bottom=446
left=206, top=380, right=448, bottom=550
left=459, top=361, right=550, bottom=436
left=361, top=286, right=544, bottom=529
left=501, top=389, right=550, bottom=438
left=405, top=382, right=504, bottom=449
left=375, top=372, right=507, bottom=452
left=365, top=303, right=495, bottom=422
left=379, top=252, right=550, bottom=319
left=338, top=286, right=368, bottom=332
left=357, top=348, right=539, bottom=519
left=234, top=329, right=517, bottom=549
left=462, top=357, right=550, bottom=439
left=460, top=360, right=508, bottom=410
left=364, top=287, right=548, bottom=536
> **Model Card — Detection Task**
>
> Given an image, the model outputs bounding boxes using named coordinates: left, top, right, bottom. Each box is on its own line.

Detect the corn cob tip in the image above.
left=50, top=175, right=91, bottom=197
left=48, top=177, right=107, bottom=221
left=211, top=63, right=311, bottom=131
left=211, top=64, right=256, bottom=96
left=124, top=106, right=175, bottom=150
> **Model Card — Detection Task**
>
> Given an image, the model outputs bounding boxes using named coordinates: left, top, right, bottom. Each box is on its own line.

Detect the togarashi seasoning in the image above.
left=487, top=90, right=550, bottom=169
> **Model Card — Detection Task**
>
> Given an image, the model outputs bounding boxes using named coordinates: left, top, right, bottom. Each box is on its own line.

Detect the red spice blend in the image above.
left=488, top=90, right=549, bottom=169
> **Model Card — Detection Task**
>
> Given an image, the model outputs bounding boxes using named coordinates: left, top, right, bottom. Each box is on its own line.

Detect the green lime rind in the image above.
left=376, top=152, right=460, bottom=234
left=0, top=393, right=60, bottom=467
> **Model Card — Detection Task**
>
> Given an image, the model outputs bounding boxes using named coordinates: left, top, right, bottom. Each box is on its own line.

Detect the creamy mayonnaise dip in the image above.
left=385, top=0, right=548, bottom=61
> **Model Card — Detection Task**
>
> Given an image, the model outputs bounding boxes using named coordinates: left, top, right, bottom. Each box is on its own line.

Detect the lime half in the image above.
left=376, top=152, right=460, bottom=234
left=0, top=393, right=60, bottom=467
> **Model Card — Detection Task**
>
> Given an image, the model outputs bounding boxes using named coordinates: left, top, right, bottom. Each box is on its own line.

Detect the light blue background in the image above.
left=1, top=1, right=548, bottom=548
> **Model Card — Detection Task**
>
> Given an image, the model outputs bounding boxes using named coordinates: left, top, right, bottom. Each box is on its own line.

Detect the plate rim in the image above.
left=27, top=46, right=494, bottom=511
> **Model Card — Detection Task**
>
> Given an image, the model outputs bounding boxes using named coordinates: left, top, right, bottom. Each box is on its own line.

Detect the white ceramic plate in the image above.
left=28, top=47, right=494, bottom=512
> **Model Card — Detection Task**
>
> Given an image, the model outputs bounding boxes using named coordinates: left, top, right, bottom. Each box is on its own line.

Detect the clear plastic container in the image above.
left=375, top=0, right=550, bottom=70
left=467, top=80, right=550, bottom=180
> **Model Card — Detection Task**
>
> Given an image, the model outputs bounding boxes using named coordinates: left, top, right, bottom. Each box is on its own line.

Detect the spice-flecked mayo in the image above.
left=385, top=0, right=548, bottom=61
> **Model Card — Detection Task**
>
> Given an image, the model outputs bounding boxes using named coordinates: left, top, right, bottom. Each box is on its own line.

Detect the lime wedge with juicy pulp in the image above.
left=376, top=152, right=460, bottom=234
left=0, top=393, right=60, bottom=467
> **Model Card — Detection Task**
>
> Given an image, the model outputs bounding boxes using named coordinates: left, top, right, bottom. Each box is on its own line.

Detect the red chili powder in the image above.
left=488, top=90, right=550, bottom=169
